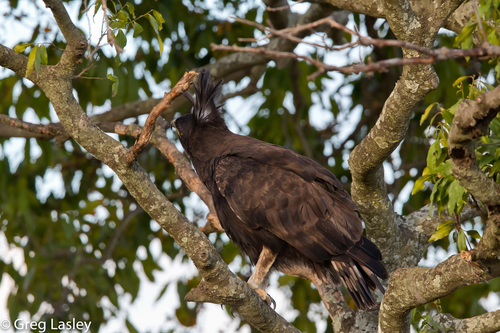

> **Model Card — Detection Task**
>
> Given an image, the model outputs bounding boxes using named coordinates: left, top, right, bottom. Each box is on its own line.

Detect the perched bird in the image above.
left=172, top=70, right=387, bottom=310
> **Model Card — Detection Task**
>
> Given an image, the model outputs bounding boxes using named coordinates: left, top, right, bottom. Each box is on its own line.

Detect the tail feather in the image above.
left=331, top=260, right=377, bottom=310
left=330, top=237, right=387, bottom=310
left=348, top=237, right=388, bottom=280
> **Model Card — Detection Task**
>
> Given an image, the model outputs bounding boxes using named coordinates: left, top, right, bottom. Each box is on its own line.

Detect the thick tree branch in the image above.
left=43, top=0, right=87, bottom=75
left=0, top=44, right=29, bottom=77
left=348, top=0, right=468, bottom=274
left=379, top=254, right=500, bottom=333
left=308, top=273, right=379, bottom=333
left=379, top=86, right=500, bottom=333
left=12, top=3, right=298, bottom=330
left=448, top=86, right=500, bottom=207
left=432, top=310, right=500, bottom=333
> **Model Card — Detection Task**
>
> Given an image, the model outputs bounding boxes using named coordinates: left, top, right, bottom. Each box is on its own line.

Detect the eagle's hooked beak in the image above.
left=171, top=118, right=182, bottom=137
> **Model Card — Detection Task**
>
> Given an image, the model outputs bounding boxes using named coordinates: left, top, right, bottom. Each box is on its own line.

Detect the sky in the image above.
left=0, top=0, right=498, bottom=332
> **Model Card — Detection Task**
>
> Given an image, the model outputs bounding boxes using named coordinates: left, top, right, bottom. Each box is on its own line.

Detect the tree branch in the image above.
left=126, top=71, right=198, bottom=164
left=97, top=121, right=224, bottom=233
left=432, top=310, right=500, bottom=333
left=0, top=43, right=29, bottom=77
left=0, top=114, right=64, bottom=138
left=448, top=86, right=500, bottom=207
left=43, top=0, right=87, bottom=75
left=379, top=86, right=500, bottom=332
left=379, top=254, right=500, bottom=333
left=26, top=2, right=299, bottom=329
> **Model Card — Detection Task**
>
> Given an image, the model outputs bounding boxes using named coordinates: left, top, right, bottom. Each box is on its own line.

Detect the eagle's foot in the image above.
left=253, top=287, right=276, bottom=309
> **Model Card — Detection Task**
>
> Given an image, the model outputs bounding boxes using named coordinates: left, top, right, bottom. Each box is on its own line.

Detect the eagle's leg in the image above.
left=247, top=246, right=277, bottom=309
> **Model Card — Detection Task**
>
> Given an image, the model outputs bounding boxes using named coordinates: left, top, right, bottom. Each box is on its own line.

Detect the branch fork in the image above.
left=126, top=70, right=198, bottom=164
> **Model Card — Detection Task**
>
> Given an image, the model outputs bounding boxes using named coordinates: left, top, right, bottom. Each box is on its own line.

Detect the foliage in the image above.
left=409, top=1, right=500, bottom=329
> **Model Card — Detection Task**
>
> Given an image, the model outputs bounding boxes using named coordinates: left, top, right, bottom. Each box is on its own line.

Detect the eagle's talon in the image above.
left=221, top=304, right=235, bottom=317
left=254, top=287, right=276, bottom=309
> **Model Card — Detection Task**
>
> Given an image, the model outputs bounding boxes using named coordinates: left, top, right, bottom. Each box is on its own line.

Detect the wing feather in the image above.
left=214, top=150, right=363, bottom=262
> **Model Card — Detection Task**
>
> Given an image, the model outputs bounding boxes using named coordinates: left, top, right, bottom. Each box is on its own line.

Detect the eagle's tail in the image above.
left=331, top=237, right=388, bottom=310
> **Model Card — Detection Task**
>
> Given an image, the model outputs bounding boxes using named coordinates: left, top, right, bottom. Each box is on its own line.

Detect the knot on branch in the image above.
left=198, top=250, right=213, bottom=269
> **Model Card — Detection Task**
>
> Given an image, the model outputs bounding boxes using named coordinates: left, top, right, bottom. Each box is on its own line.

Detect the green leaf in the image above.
left=447, top=179, right=467, bottom=214
left=107, top=73, right=117, bottom=82
left=452, top=76, right=470, bottom=88
left=147, top=13, right=159, bottom=34
left=111, top=82, right=119, bottom=97
left=454, top=24, right=476, bottom=48
left=126, top=3, right=136, bottom=19
left=441, top=107, right=455, bottom=125
left=466, top=229, right=482, bottom=239
left=435, top=159, right=452, bottom=177
left=40, top=44, right=48, bottom=65
left=107, top=74, right=119, bottom=97
left=487, top=27, right=499, bottom=45
left=152, top=10, right=165, bottom=31
left=110, top=19, right=127, bottom=29
left=26, top=45, right=38, bottom=76
left=34, top=45, right=42, bottom=73
left=428, top=221, right=455, bottom=242
left=13, top=43, right=30, bottom=53
left=457, top=228, right=467, bottom=251
left=132, top=22, right=143, bottom=38
left=421, top=102, right=438, bottom=126
left=155, top=283, right=169, bottom=302
left=157, top=36, right=164, bottom=54
left=125, top=319, right=139, bottom=333
left=116, top=9, right=129, bottom=22
left=412, top=174, right=432, bottom=195
left=115, top=29, right=127, bottom=49
left=426, top=140, right=442, bottom=172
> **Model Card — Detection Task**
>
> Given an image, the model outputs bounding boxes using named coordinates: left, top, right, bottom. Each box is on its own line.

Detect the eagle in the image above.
left=172, top=70, right=387, bottom=311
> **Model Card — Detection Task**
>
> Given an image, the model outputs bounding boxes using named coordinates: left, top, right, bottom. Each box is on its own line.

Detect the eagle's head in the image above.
left=172, top=70, right=227, bottom=158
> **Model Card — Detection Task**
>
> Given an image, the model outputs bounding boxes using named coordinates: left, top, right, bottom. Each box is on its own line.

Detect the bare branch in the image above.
left=433, top=310, right=500, bottom=333
left=43, top=0, right=87, bottom=75
left=0, top=114, right=64, bottom=137
left=100, top=0, right=123, bottom=54
left=213, top=16, right=500, bottom=78
left=0, top=43, right=29, bottom=78
left=126, top=71, right=198, bottom=164
left=379, top=254, right=500, bottom=333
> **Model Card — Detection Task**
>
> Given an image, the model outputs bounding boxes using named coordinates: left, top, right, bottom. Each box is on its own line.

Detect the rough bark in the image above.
left=378, top=79, right=500, bottom=333
left=0, top=1, right=301, bottom=331
left=2, top=0, right=499, bottom=332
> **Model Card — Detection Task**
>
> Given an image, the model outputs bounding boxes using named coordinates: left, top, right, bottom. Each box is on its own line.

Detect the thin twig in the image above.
left=472, top=0, right=488, bottom=44
left=101, top=0, right=123, bottom=54
left=214, top=16, right=500, bottom=79
left=126, top=71, right=198, bottom=164
left=265, top=0, right=304, bottom=12
left=211, top=43, right=500, bottom=79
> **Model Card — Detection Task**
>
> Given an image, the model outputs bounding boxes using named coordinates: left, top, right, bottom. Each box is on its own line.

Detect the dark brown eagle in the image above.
left=172, top=70, right=387, bottom=310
